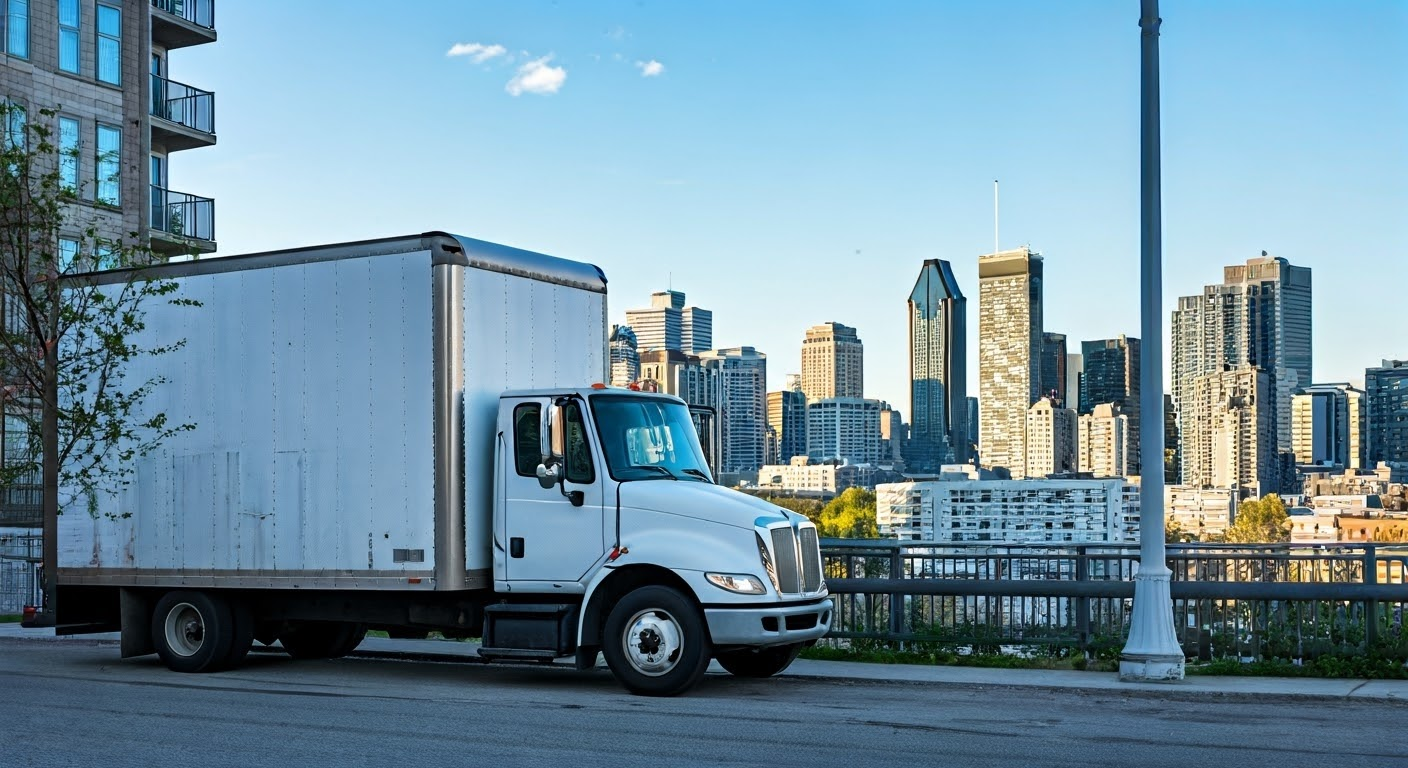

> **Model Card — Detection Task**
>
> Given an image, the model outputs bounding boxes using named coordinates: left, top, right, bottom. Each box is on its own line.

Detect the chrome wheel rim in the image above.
left=621, top=608, right=683, bottom=677
left=163, top=602, right=205, bottom=657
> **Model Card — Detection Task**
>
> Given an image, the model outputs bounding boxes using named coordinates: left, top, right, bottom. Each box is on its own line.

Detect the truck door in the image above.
left=501, top=398, right=607, bottom=584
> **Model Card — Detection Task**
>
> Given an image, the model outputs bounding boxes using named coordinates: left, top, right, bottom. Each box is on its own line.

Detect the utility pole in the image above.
left=1120, top=0, right=1184, bottom=681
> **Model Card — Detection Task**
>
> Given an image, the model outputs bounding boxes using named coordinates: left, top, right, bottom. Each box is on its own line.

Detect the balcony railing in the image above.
left=150, top=186, right=215, bottom=243
left=151, top=74, right=214, bottom=135
left=151, top=0, right=213, bottom=30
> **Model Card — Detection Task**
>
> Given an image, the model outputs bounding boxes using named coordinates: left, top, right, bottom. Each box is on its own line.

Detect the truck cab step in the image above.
left=477, top=647, right=560, bottom=661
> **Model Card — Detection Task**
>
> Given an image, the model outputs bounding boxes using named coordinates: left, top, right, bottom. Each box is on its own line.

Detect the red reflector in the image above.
left=407, top=578, right=422, bottom=584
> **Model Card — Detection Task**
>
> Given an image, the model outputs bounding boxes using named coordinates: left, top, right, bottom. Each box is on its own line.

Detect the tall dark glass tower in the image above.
left=1081, top=335, right=1142, bottom=473
left=907, top=259, right=968, bottom=470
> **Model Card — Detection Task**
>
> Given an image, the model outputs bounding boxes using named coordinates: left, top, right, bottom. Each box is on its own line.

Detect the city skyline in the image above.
left=172, top=2, right=1404, bottom=411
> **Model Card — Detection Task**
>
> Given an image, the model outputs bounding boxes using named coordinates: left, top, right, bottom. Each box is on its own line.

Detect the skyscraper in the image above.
left=800, top=322, right=863, bottom=401
left=907, top=259, right=968, bottom=470
left=625, top=291, right=683, bottom=352
left=766, top=389, right=807, bottom=465
left=1081, top=335, right=1142, bottom=474
left=1079, top=403, right=1131, bottom=478
left=681, top=306, right=713, bottom=354
left=1026, top=397, right=1077, bottom=476
left=1066, top=353, right=1084, bottom=414
left=1291, top=384, right=1365, bottom=471
left=699, top=347, right=768, bottom=473
left=1184, top=367, right=1277, bottom=497
left=608, top=325, right=640, bottom=387
left=978, top=247, right=1043, bottom=478
left=806, top=398, right=884, bottom=466
left=1365, top=360, right=1408, bottom=467
left=1040, top=332, right=1067, bottom=405
left=1172, top=253, right=1311, bottom=491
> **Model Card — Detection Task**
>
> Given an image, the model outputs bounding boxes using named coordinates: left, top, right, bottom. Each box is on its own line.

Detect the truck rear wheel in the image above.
left=602, top=586, right=711, bottom=697
left=151, top=591, right=236, bottom=673
left=279, top=622, right=368, bottom=660
left=715, top=643, right=802, bottom=678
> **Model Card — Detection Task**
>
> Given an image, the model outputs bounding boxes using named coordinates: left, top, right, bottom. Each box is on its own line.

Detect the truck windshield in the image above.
left=590, top=395, right=714, bottom=483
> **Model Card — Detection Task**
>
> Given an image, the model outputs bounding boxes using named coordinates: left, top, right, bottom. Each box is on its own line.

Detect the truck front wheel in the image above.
left=715, top=643, right=802, bottom=678
left=151, top=591, right=237, bottom=673
left=602, top=586, right=711, bottom=697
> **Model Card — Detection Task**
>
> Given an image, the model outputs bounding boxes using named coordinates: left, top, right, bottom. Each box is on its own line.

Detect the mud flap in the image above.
left=120, top=588, right=155, bottom=658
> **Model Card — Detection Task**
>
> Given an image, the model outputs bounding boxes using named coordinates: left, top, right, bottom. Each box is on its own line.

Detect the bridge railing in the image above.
left=819, top=540, right=1408, bottom=662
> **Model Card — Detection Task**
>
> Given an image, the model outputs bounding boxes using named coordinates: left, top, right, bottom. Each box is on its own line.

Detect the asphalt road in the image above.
left=4, top=639, right=1406, bottom=768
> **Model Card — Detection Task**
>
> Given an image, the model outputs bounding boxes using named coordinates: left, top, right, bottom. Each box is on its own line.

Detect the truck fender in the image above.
left=575, top=563, right=696, bottom=655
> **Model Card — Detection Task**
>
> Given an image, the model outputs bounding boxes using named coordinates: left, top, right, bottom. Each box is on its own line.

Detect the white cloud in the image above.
left=636, top=59, right=665, bottom=77
left=506, top=56, right=567, bottom=96
left=446, top=42, right=507, bottom=63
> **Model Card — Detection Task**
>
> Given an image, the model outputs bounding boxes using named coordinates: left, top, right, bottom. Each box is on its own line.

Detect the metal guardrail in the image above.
left=820, top=540, right=1408, bottom=661
left=151, top=0, right=214, bottom=30
left=0, top=533, right=40, bottom=614
left=150, top=185, right=215, bottom=242
left=151, top=74, right=214, bottom=134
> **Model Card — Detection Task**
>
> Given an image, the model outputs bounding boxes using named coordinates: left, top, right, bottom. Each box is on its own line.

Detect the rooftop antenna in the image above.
left=993, top=179, right=1000, bottom=255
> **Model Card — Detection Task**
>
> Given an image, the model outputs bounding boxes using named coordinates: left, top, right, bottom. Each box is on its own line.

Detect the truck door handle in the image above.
left=510, top=538, right=524, bottom=558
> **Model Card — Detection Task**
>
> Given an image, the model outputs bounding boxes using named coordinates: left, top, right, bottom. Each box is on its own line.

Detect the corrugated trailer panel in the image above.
left=59, top=249, right=438, bottom=586
left=461, top=267, right=606, bottom=572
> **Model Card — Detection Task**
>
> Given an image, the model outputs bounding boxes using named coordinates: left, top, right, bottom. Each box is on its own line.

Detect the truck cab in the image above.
left=492, top=387, right=832, bottom=695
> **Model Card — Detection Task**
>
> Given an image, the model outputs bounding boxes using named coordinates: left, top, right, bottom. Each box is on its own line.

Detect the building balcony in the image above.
left=149, top=186, right=216, bottom=256
left=150, top=75, right=215, bottom=151
left=0, top=481, right=41, bottom=529
left=151, top=0, right=216, bottom=49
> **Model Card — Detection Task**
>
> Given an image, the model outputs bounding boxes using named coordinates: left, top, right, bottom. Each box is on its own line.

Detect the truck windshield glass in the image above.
left=590, top=395, right=713, bottom=483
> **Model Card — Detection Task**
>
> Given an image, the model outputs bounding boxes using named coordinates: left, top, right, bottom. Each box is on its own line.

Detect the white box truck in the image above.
left=54, top=232, right=831, bottom=696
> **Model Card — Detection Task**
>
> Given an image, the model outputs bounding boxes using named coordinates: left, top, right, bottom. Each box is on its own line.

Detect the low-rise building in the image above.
left=876, top=478, right=1139, bottom=543
left=1165, top=485, right=1237, bottom=539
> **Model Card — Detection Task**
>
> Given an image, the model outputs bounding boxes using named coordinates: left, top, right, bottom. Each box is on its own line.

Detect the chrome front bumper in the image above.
left=705, top=597, right=833, bottom=647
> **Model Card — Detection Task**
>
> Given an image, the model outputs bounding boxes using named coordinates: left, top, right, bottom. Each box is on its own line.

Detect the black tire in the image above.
left=222, top=601, right=256, bottom=669
left=601, top=586, right=711, bottom=697
left=279, top=622, right=367, bottom=660
left=715, top=643, right=802, bottom=678
left=151, top=591, right=236, bottom=673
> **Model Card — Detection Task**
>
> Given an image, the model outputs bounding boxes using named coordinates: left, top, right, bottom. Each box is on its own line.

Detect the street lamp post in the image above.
left=1120, top=0, right=1185, bottom=682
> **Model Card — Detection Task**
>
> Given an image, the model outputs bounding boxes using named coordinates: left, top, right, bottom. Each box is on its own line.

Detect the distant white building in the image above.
left=806, top=397, right=883, bottom=466
left=1164, top=485, right=1236, bottom=538
left=1026, top=397, right=1078, bottom=476
left=755, top=458, right=858, bottom=497
left=876, top=478, right=1139, bottom=543
left=1078, top=403, right=1130, bottom=478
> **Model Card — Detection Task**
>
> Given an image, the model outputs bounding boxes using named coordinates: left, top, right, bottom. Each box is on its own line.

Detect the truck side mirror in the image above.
left=536, top=401, right=566, bottom=490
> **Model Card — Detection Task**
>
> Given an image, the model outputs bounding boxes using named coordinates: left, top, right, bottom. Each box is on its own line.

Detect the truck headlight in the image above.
left=705, top=573, right=767, bottom=595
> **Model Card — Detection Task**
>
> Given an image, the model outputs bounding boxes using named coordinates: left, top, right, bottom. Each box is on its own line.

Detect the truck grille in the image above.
left=770, top=525, right=823, bottom=596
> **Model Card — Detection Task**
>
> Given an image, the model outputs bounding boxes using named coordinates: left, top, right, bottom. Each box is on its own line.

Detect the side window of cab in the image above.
left=512, top=403, right=541, bottom=477
left=562, top=401, right=595, bottom=484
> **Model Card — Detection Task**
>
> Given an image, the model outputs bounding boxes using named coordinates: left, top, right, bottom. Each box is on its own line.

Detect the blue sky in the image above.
left=175, top=1, right=1407, bottom=412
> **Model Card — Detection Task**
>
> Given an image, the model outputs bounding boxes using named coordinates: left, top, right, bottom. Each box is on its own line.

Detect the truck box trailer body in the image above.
left=54, top=232, right=831, bottom=695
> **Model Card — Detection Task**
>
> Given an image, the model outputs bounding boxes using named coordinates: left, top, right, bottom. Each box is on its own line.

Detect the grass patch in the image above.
left=1187, top=656, right=1408, bottom=679
left=799, top=644, right=1118, bottom=672
left=0, top=614, right=21, bottom=623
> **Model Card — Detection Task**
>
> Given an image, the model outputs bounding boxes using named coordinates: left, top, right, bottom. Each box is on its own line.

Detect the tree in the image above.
left=817, top=487, right=878, bottom=539
left=0, top=104, right=196, bottom=618
left=1224, top=494, right=1291, bottom=544
left=1165, top=518, right=1196, bottom=543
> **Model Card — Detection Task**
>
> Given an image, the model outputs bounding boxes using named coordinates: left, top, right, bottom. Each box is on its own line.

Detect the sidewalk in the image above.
left=3, top=621, right=1405, bottom=702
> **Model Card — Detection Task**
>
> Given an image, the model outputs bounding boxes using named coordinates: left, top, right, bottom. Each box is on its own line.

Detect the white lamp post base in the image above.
left=1119, top=565, right=1185, bottom=681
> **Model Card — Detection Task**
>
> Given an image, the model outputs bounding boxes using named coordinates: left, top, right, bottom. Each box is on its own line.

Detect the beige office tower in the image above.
left=1025, top=397, right=1077, bottom=476
left=1291, top=383, right=1366, bottom=470
left=1185, top=367, right=1277, bottom=498
left=800, top=322, right=863, bottom=401
left=978, top=247, right=1043, bottom=478
left=1079, top=403, right=1131, bottom=478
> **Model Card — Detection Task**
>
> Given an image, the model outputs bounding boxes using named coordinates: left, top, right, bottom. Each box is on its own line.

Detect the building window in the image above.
left=2, top=100, right=23, bottom=151
left=58, top=116, right=78, bottom=190
left=2, top=0, right=29, bottom=59
left=96, top=3, right=120, bottom=85
left=58, top=237, right=78, bottom=272
left=95, top=123, right=119, bottom=205
left=58, top=0, right=78, bottom=73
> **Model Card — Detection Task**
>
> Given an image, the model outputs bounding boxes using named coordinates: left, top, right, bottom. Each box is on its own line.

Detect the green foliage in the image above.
left=0, top=104, right=197, bottom=517
left=754, top=494, right=825, bottom=524
left=1225, top=493, right=1291, bottom=543
left=817, top=487, right=877, bottom=538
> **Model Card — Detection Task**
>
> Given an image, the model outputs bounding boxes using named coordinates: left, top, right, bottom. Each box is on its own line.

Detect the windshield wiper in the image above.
left=628, top=465, right=678, bottom=480
left=679, top=468, right=711, bottom=482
